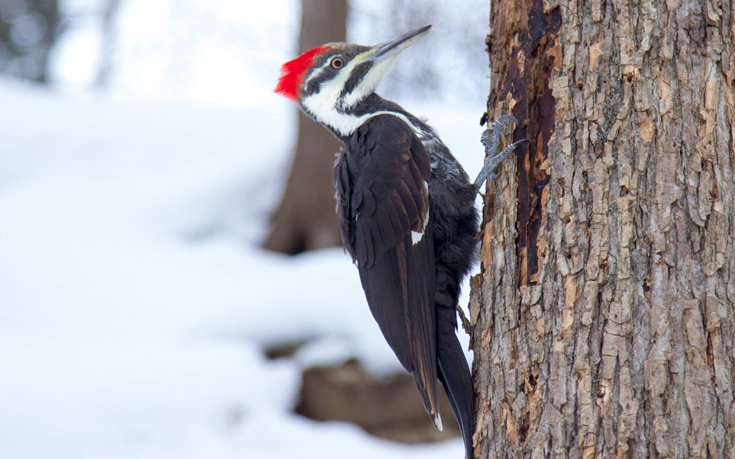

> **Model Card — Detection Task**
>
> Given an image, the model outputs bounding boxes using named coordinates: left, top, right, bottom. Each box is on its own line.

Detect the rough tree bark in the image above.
left=471, top=0, right=734, bottom=457
left=263, top=0, right=347, bottom=254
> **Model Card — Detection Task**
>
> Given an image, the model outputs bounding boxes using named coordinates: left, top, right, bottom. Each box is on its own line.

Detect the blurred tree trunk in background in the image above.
left=94, top=0, right=121, bottom=90
left=0, top=0, right=62, bottom=83
left=471, top=0, right=735, bottom=457
left=263, top=0, right=347, bottom=254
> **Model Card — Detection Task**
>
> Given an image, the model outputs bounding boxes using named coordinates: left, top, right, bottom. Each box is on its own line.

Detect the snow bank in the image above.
left=0, top=80, right=485, bottom=458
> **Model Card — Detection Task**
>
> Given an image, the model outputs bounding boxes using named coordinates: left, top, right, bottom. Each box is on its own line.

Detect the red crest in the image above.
left=275, top=45, right=330, bottom=101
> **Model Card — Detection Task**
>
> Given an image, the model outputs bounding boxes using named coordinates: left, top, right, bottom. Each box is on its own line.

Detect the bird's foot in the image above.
left=474, top=115, right=528, bottom=190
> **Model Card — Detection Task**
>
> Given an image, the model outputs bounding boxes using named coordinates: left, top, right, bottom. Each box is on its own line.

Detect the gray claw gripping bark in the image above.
left=474, top=115, right=528, bottom=190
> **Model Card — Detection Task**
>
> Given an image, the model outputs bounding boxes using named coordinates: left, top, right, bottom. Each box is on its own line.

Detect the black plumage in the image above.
left=334, top=114, right=478, bottom=453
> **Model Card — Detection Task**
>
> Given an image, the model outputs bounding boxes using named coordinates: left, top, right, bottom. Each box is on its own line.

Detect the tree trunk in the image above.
left=263, top=0, right=347, bottom=255
left=94, top=0, right=122, bottom=90
left=471, top=0, right=735, bottom=457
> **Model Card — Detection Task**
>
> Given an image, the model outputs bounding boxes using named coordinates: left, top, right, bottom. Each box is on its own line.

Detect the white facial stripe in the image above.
left=302, top=50, right=416, bottom=137
left=303, top=60, right=332, bottom=86
left=301, top=54, right=363, bottom=132
left=342, top=56, right=396, bottom=108
left=314, top=53, right=365, bottom=97
left=301, top=101, right=422, bottom=137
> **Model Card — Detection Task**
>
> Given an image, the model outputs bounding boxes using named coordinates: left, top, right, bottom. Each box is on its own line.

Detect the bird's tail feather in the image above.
left=437, top=320, right=475, bottom=459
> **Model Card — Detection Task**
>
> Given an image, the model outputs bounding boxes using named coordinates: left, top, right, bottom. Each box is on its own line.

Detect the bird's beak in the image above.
left=365, top=25, right=433, bottom=64
left=339, top=25, right=432, bottom=107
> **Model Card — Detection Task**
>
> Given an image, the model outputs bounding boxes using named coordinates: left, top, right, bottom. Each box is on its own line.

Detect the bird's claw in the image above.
left=474, top=116, right=527, bottom=190
left=480, top=115, right=518, bottom=149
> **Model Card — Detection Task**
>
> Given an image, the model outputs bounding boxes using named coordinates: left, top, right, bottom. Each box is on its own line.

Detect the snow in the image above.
left=1, top=2, right=493, bottom=456
left=0, top=78, right=489, bottom=458
left=53, top=0, right=300, bottom=109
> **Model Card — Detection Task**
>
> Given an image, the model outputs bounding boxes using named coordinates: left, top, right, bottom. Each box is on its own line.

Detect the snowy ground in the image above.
left=0, top=79, right=488, bottom=458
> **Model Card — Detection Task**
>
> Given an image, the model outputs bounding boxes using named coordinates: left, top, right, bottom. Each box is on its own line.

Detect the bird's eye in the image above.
left=331, top=58, right=344, bottom=69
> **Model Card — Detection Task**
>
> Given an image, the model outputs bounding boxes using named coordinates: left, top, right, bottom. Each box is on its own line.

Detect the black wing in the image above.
left=334, top=115, right=441, bottom=426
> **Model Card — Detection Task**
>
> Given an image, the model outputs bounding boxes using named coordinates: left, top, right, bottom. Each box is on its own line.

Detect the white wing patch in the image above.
left=412, top=185, right=430, bottom=246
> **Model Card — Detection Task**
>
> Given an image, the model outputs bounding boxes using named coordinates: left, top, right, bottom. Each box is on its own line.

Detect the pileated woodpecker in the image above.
left=276, top=25, right=524, bottom=458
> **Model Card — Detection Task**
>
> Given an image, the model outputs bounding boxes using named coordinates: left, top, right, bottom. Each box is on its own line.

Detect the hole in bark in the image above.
left=566, top=252, right=573, bottom=259
left=564, top=216, right=571, bottom=225
left=519, top=411, right=531, bottom=443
